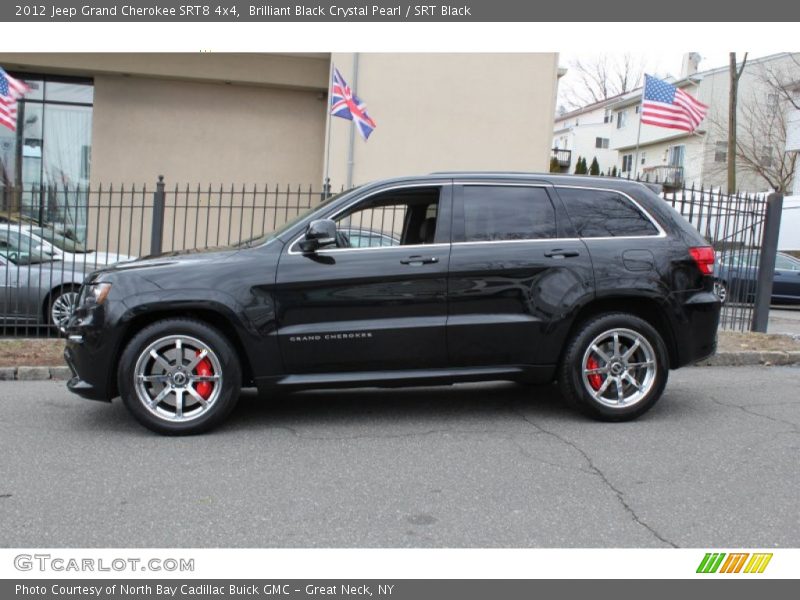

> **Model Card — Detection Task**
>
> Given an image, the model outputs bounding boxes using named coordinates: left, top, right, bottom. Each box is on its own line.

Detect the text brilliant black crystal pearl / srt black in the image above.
left=64, top=173, right=721, bottom=434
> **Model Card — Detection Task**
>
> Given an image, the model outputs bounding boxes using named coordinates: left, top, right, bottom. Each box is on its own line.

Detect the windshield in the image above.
left=236, top=188, right=356, bottom=248
left=0, top=230, right=59, bottom=265
left=30, top=227, right=90, bottom=254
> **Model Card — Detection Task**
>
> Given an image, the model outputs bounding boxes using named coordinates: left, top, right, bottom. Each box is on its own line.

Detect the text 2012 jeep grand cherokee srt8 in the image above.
left=64, top=174, right=720, bottom=434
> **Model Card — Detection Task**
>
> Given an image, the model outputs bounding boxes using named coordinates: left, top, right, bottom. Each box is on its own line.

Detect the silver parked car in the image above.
left=1, top=228, right=90, bottom=330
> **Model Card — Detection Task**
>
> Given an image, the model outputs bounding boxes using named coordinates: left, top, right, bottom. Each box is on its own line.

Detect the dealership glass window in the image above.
left=462, top=186, right=556, bottom=241
left=714, top=141, right=727, bottom=163
left=0, top=74, right=93, bottom=240
left=557, top=188, right=659, bottom=238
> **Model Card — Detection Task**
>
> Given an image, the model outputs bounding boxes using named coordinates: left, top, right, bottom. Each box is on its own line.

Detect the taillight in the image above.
left=689, top=246, right=715, bottom=275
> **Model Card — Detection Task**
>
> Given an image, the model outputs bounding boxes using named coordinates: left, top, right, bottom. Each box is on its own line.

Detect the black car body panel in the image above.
left=64, top=173, right=721, bottom=402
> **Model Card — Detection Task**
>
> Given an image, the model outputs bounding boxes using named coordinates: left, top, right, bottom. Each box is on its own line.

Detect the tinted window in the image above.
left=462, top=186, right=556, bottom=241
left=557, top=188, right=659, bottom=237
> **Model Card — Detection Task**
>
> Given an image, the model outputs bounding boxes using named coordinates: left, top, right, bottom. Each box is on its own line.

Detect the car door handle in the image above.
left=544, top=249, right=580, bottom=259
left=400, top=255, right=439, bottom=265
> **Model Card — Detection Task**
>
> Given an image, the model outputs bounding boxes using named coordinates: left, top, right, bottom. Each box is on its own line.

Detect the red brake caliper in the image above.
left=586, top=356, right=603, bottom=391
left=194, top=350, right=214, bottom=399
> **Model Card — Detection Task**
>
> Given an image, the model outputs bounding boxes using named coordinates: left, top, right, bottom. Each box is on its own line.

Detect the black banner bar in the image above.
left=3, top=580, right=798, bottom=600
left=2, top=1, right=799, bottom=22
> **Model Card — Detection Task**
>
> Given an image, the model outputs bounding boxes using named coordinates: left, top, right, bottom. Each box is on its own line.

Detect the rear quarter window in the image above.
left=462, top=186, right=557, bottom=241
left=556, top=187, right=659, bottom=238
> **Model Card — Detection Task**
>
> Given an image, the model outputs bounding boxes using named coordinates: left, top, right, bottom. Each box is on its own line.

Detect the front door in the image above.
left=274, top=183, right=452, bottom=374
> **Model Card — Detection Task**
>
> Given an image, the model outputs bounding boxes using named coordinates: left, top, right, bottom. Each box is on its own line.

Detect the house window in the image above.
left=640, top=152, right=647, bottom=165
left=761, top=146, right=773, bottom=167
left=603, top=109, right=612, bottom=123
left=595, top=137, right=609, bottom=149
left=0, top=73, right=94, bottom=239
left=667, top=145, right=685, bottom=167
left=714, top=141, right=727, bottom=163
left=635, top=105, right=641, bottom=114
left=621, top=154, right=633, bottom=173
left=617, top=111, right=627, bottom=129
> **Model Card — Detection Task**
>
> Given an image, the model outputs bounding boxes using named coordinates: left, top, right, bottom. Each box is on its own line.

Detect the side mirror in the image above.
left=299, top=219, right=338, bottom=253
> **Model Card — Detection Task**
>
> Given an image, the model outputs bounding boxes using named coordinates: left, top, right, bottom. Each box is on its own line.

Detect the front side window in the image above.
left=776, top=254, right=800, bottom=271
left=334, top=187, right=441, bottom=248
left=461, top=186, right=556, bottom=242
left=557, top=187, right=659, bottom=238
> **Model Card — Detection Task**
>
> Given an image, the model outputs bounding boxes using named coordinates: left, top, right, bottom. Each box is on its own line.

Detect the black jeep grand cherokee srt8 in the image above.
left=65, top=173, right=720, bottom=434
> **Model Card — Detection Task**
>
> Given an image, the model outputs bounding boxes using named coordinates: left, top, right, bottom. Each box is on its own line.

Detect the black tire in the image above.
left=558, top=313, right=669, bottom=422
left=46, top=285, right=80, bottom=330
left=118, top=318, right=242, bottom=435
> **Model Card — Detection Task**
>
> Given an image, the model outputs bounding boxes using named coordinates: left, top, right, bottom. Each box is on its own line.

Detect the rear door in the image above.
left=447, top=182, right=594, bottom=367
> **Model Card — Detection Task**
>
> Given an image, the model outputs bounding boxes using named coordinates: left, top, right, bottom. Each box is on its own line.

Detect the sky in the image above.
left=556, top=51, right=755, bottom=110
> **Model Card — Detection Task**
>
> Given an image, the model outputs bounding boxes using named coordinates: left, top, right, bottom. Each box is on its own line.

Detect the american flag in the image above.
left=0, top=68, right=30, bottom=132
left=330, top=67, right=376, bottom=140
left=641, top=74, right=708, bottom=132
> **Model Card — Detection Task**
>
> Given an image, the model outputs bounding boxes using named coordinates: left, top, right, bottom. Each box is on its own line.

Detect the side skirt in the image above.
left=255, top=365, right=556, bottom=393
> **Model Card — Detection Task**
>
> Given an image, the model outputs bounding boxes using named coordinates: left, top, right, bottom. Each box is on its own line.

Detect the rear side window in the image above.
left=557, top=187, right=659, bottom=238
left=462, top=186, right=556, bottom=241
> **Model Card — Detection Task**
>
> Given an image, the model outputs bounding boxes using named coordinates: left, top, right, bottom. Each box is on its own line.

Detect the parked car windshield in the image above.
left=30, top=227, right=90, bottom=254
left=0, top=230, right=59, bottom=265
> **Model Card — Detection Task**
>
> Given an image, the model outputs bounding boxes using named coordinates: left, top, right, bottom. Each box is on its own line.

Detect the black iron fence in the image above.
left=0, top=177, right=782, bottom=338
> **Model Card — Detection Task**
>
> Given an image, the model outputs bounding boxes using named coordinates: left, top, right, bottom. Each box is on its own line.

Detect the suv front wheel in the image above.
left=558, top=313, right=669, bottom=421
left=118, top=318, right=242, bottom=435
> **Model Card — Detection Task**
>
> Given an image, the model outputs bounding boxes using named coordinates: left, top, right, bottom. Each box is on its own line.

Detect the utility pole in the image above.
left=727, top=52, right=748, bottom=194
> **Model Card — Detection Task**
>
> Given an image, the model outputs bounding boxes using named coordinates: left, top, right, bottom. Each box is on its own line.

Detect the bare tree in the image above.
left=709, top=56, right=799, bottom=193
left=560, top=54, right=646, bottom=109
left=734, top=85, right=797, bottom=193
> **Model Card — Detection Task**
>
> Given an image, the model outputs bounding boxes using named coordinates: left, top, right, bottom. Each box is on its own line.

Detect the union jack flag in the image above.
left=0, top=67, right=30, bottom=132
left=330, top=66, right=376, bottom=140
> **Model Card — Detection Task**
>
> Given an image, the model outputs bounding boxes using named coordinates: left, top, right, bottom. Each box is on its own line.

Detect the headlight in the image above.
left=83, top=282, right=112, bottom=306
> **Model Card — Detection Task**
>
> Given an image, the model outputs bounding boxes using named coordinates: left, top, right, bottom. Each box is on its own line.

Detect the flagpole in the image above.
left=633, top=82, right=645, bottom=180
left=345, top=52, right=359, bottom=190
left=323, top=59, right=334, bottom=198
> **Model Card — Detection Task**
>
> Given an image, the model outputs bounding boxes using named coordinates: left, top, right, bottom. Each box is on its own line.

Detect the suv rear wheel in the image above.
left=118, top=318, right=241, bottom=435
left=558, top=313, right=669, bottom=421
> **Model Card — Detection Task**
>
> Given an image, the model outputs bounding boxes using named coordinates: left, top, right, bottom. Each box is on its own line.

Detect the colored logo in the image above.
left=697, top=552, right=773, bottom=574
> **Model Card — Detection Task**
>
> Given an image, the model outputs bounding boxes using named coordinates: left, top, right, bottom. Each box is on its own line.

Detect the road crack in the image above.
left=512, top=407, right=678, bottom=548
left=709, top=396, right=799, bottom=433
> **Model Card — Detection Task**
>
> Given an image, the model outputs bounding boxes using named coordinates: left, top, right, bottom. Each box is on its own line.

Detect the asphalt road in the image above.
left=1, top=366, right=799, bottom=548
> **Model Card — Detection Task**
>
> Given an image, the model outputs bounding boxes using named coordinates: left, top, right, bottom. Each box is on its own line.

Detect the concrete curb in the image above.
left=0, top=366, right=72, bottom=382
left=0, top=353, right=799, bottom=381
left=697, top=351, right=800, bottom=367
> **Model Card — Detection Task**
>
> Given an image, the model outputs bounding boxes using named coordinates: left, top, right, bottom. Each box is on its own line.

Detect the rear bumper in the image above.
left=671, top=291, right=721, bottom=368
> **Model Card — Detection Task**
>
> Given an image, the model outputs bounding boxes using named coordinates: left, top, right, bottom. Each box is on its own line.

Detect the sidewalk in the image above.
left=1, top=332, right=799, bottom=381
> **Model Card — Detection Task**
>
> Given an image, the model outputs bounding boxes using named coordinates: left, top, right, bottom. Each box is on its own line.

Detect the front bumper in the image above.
left=63, top=305, right=120, bottom=402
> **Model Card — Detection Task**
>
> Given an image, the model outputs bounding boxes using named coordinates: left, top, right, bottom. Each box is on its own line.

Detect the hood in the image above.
left=93, top=246, right=242, bottom=277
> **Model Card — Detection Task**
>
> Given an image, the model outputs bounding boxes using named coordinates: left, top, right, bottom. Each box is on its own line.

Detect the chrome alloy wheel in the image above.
left=133, top=335, right=222, bottom=422
left=580, top=328, right=657, bottom=408
left=714, top=281, right=728, bottom=303
left=50, top=290, right=79, bottom=327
